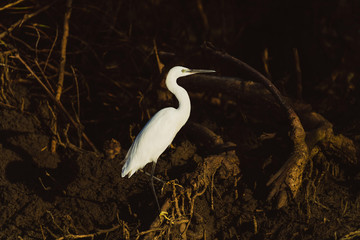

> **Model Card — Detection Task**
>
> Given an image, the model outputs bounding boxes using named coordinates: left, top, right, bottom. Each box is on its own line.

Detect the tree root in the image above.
left=300, top=109, right=357, bottom=166
left=180, top=43, right=357, bottom=208
left=143, top=125, right=240, bottom=239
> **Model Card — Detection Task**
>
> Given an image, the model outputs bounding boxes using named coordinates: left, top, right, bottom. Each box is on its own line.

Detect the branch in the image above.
left=0, top=0, right=25, bottom=11
left=51, top=0, right=72, bottom=152
left=55, top=0, right=72, bottom=101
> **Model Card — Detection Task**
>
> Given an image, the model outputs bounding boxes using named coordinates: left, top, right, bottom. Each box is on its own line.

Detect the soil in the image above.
left=0, top=0, right=360, bottom=239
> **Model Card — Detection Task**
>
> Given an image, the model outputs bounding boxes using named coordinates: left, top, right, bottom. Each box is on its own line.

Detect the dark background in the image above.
left=0, top=0, right=359, bottom=239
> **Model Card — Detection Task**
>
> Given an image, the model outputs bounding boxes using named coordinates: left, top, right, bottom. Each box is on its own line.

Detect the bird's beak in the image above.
left=188, top=69, right=216, bottom=74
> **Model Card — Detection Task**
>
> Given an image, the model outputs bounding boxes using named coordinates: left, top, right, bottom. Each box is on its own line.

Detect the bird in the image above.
left=121, top=66, right=215, bottom=210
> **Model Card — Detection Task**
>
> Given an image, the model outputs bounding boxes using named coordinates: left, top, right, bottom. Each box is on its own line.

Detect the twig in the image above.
left=0, top=1, right=58, bottom=40
left=32, top=24, right=56, bottom=93
left=293, top=48, right=303, bottom=100
left=262, top=48, right=272, bottom=79
left=0, top=0, right=25, bottom=11
left=153, top=39, right=164, bottom=73
left=55, top=0, right=72, bottom=101
left=143, top=199, right=172, bottom=240
left=35, top=60, right=55, bottom=93
left=196, top=0, right=209, bottom=32
left=340, top=229, right=360, bottom=240
left=14, top=53, right=98, bottom=153
left=44, top=27, right=59, bottom=73
left=70, top=66, right=82, bottom=148
left=32, top=26, right=59, bottom=93
left=55, top=224, right=124, bottom=240
left=0, top=101, right=16, bottom=109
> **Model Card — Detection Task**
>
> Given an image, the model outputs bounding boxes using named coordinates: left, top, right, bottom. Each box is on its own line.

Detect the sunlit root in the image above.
left=266, top=110, right=308, bottom=208
left=301, top=111, right=357, bottom=165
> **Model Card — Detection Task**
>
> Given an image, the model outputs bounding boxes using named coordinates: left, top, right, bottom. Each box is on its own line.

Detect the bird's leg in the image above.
left=151, top=162, right=161, bottom=212
left=140, top=169, right=165, bottom=184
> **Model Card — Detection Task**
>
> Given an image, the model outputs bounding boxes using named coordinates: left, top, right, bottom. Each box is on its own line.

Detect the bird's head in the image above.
left=166, top=66, right=215, bottom=85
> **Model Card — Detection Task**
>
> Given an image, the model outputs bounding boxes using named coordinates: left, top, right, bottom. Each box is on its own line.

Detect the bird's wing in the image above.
left=121, top=107, right=180, bottom=177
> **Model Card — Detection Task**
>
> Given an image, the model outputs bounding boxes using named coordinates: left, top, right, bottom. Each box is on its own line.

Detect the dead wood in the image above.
left=201, top=43, right=308, bottom=208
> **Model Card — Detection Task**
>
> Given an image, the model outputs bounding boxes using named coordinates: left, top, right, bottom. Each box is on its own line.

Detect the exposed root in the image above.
left=202, top=42, right=309, bottom=208
left=194, top=43, right=356, bottom=209
left=186, top=64, right=357, bottom=209
left=44, top=211, right=130, bottom=240
left=184, top=48, right=357, bottom=210
left=143, top=126, right=240, bottom=239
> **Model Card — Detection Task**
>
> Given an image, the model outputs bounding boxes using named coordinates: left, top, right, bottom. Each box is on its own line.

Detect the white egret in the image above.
left=121, top=66, right=215, bottom=210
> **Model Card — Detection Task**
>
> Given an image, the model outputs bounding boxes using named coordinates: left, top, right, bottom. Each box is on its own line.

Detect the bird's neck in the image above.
left=170, top=84, right=191, bottom=120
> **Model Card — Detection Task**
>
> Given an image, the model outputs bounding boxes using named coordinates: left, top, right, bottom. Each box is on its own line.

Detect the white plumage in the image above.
left=121, top=66, right=215, bottom=210
left=121, top=107, right=182, bottom=177
left=121, top=66, right=215, bottom=178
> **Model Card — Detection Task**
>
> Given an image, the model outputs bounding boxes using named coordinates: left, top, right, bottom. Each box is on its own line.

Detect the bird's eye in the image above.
left=181, top=69, right=186, bottom=73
